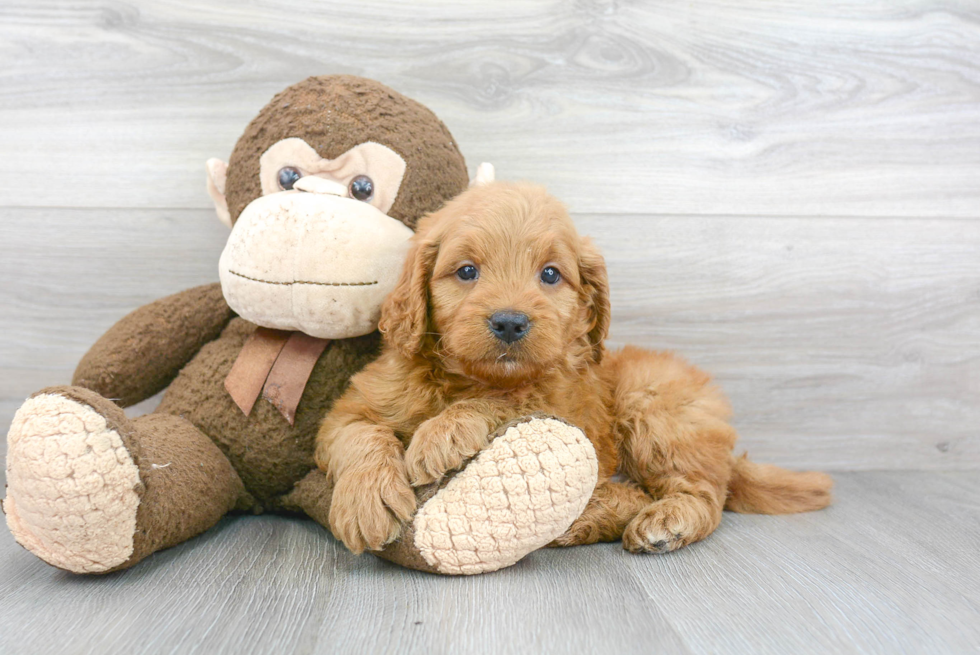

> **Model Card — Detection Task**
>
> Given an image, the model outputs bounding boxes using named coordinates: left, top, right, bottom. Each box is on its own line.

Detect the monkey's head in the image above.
left=206, top=75, right=473, bottom=339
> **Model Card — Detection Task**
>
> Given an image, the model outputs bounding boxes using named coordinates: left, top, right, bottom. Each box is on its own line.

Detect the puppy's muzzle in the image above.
left=488, top=311, right=530, bottom=344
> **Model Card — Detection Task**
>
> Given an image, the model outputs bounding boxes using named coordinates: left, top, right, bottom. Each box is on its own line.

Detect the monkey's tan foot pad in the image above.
left=412, top=417, right=598, bottom=575
left=3, top=391, right=142, bottom=573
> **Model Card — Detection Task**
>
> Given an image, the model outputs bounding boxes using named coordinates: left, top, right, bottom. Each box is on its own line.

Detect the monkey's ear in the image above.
left=206, top=158, right=232, bottom=229
left=469, top=162, right=495, bottom=187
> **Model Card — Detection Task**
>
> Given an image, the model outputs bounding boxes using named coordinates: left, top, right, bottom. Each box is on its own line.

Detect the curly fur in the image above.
left=316, top=182, right=833, bottom=555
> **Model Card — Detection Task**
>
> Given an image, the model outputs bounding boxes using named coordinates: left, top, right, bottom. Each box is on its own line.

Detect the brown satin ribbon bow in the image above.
left=224, top=327, right=330, bottom=426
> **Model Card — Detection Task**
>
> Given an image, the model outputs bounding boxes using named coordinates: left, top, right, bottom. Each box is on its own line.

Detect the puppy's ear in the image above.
left=578, top=237, right=611, bottom=362
left=379, top=230, right=439, bottom=358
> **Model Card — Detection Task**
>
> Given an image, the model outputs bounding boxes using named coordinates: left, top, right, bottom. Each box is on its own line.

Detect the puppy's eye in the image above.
left=541, top=266, right=561, bottom=285
left=456, top=265, right=479, bottom=282
left=349, top=175, right=374, bottom=201
left=278, top=167, right=302, bottom=190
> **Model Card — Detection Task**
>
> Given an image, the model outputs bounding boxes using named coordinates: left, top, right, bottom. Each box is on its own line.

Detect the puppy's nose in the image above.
left=488, top=311, right=530, bottom=344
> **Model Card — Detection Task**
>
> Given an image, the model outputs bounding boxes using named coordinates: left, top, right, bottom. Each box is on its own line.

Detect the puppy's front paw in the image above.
left=405, top=412, right=492, bottom=486
left=328, top=464, right=416, bottom=554
left=622, top=496, right=717, bottom=554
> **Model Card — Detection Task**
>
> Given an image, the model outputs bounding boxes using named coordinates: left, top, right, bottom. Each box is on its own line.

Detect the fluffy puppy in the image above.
left=315, top=182, right=832, bottom=555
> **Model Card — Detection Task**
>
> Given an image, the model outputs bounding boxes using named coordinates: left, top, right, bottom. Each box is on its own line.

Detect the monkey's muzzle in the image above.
left=218, top=190, right=413, bottom=339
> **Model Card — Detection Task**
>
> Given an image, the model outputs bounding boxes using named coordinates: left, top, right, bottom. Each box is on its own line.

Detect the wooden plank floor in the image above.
left=1, top=471, right=977, bottom=655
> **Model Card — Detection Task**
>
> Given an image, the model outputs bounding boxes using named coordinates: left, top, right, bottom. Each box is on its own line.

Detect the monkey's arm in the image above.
left=72, top=283, right=234, bottom=408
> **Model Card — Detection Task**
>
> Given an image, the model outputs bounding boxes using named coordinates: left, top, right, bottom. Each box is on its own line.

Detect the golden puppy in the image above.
left=315, top=182, right=832, bottom=555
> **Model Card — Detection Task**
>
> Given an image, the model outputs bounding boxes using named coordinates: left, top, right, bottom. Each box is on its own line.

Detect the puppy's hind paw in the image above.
left=622, top=521, right=685, bottom=554
left=622, top=497, right=716, bottom=554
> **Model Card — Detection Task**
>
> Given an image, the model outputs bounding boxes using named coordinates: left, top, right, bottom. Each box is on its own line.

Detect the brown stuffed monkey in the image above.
left=2, top=76, right=597, bottom=576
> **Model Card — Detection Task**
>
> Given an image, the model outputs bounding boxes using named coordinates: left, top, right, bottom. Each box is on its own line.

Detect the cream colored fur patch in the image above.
left=218, top=191, right=413, bottom=339
left=3, top=394, right=141, bottom=573
left=412, top=417, right=598, bottom=575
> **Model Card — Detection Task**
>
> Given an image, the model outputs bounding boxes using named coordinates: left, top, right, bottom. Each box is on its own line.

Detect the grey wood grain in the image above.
left=1, top=472, right=977, bottom=654
left=0, top=1, right=978, bottom=217
left=581, top=213, right=980, bottom=470
left=3, top=207, right=977, bottom=473
left=624, top=471, right=980, bottom=654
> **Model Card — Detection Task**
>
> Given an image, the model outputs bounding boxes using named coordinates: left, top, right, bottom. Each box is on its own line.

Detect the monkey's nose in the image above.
left=488, top=311, right=530, bottom=344
left=293, top=176, right=347, bottom=197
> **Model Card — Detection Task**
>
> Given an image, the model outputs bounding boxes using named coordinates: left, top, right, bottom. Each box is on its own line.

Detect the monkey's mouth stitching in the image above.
left=229, top=270, right=378, bottom=287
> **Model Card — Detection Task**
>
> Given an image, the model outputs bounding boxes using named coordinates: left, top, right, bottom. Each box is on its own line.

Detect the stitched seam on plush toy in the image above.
left=229, top=270, right=379, bottom=287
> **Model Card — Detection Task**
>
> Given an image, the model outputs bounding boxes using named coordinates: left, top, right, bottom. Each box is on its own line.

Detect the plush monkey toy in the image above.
left=2, top=76, right=597, bottom=576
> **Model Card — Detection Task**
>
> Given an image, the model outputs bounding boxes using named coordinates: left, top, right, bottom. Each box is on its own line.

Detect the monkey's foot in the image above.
left=3, top=389, right=142, bottom=573
left=399, top=417, right=598, bottom=575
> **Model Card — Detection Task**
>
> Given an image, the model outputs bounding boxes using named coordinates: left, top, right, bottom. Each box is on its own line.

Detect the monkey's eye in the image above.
left=541, top=266, right=561, bottom=285
left=456, top=265, right=479, bottom=282
left=277, top=167, right=302, bottom=191
left=349, top=175, right=374, bottom=201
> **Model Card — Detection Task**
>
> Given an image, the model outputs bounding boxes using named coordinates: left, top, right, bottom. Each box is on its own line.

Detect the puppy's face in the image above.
left=379, top=182, right=610, bottom=387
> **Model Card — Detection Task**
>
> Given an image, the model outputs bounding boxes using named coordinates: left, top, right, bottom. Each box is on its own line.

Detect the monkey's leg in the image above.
left=548, top=480, right=654, bottom=547
left=287, top=416, right=600, bottom=575
left=3, top=386, right=246, bottom=574
left=602, top=347, right=738, bottom=554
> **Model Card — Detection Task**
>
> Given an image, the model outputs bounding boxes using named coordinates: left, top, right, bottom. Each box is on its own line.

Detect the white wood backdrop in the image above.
left=2, top=0, right=979, bottom=472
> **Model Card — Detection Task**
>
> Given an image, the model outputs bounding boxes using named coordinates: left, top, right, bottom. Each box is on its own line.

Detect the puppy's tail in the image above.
left=724, top=454, right=833, bottom=514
